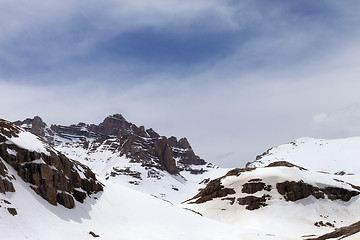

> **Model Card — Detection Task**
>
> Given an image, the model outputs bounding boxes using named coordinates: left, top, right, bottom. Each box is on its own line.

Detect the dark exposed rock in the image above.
left=89, top=231, right=100, bottom=238
left=56, top=192, right=75, bottom=208
left=314, top=221, right=335, bottom=228
left=73, top=189, right=87, bottom=203
left=108, top=167, right=142, bottom=180
left=334, top=171, right=346, bottom=176
left=277, top=181, right=325, bottom=201
left=0, top=160, right=15, bottom=194
left=225, top=167, right=254, bottom=177
left=146, top=128, right=160, bottom=138
left=154, top=137, right=178, bottom=174
left=188, top=178, right=236, bottom=204
left=7, top=207, right=17, bottom=216
left=169, top=137, right=206, bottom=166
left=322, top=187, right=359, bottom=201
left=199, top=178, right=210, bottom=185
left=242, top=181, right=272, bottom=194
left=266, top=161, right=307, bottom=171
left=13, top=116, right=52, bottom=139
left=276, top=180, right=359, bottom=202
left=237, top=194, right=271, bottom=210
left=305, top=220, right=360, bottom=240
left=0, top=118, right=103, bottom=209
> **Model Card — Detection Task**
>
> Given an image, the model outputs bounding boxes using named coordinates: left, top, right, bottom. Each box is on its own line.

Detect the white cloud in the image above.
left=310, top=103, right=360, bottom=138
left=1, top=1, right=360, bottom=168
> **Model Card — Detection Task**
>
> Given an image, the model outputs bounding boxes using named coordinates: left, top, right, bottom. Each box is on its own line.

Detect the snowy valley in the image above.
left=1, top=115, right=360, bottom=240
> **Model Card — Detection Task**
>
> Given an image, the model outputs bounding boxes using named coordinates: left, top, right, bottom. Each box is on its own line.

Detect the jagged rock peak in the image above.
left=106, top=113, right=126, bottom=121
left=13, top=116, right=51, bottom=138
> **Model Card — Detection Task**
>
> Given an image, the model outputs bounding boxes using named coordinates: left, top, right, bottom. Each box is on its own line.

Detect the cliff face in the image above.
left=15, top=114, right=208, bottom=176
left=0, top=119, right=103, bottom=209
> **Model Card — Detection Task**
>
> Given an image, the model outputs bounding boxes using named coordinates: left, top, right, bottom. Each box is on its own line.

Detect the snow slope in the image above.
left=1, top=159, right=296, bottom=240
left=248, top=137, right=360, bottom=174
left=55, top=140, right=229, bottom=204
left=184, top=164, right=360, bottom=239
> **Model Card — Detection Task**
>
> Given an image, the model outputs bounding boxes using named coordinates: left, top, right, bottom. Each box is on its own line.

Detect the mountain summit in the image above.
left=14, top=114, right=219, bottom=203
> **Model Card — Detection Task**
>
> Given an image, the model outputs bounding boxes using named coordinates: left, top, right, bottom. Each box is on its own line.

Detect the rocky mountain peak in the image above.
left=14, top=116, right=55, bottom=145
left=14, top=114, right=208, bottom=178
left=13, top=116, right=48, bottom=137
left=98, top=114, right=148, bottom=137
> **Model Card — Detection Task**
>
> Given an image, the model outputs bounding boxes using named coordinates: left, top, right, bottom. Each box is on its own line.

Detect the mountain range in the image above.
left=1, top=114, right=359, bottom=240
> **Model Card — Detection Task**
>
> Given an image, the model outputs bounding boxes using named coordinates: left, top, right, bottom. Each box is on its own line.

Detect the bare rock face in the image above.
left=0, top=118, right=103, bottom=209
left=188, top=178, right=236, bottom=204
left=242, top=180, right=272, bottom=194
left=13, top=116, right=50, bottom=138
left=168, top=136, right=206, bottom=166
left=276, top=180, right=359, bottom=202
left=154, top=137, right=178, bottom=174
left=305, top=220, right=360, bottom=240
left=0, top=160, right=15, bottom=194
left=15, top=114, right=207, bottom=176
left=237, top=195, right=271, bottom=210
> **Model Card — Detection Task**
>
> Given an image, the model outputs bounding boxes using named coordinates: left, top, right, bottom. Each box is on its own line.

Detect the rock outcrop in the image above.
left=0, top=118, right=103, bottom=209
left=185, top=161, right=360, bottom=216
left=305, top=220, right=360, bottom=240
left=276, top=180, right=360, bottom=202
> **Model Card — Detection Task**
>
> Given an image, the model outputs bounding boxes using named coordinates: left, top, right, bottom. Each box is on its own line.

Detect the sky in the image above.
left=1, top=0, right=360, bottom=168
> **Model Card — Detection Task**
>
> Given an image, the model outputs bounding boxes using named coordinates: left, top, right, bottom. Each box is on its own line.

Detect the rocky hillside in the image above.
left=184, top=160, right=360, bottom=239
left=0, top=118, right=103, bottom=210
left=14, top=114, right=222, bottom=203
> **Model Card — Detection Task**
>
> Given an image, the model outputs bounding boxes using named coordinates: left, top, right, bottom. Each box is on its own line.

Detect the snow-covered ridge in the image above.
left=248, top=137, right=360, bottom=174
left=8, top=131, right=51, bottom=155
left=1, top=118, right=52, bottom=155
left=184, top=162, right=360, bottom=239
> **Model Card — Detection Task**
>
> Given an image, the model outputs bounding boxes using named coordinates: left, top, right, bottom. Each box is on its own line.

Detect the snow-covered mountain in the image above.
left=2, top=116, right=360, bottom=240
left=13, top=114, right=228, bottom=203
left=184, top=137, right=360, bottom=239
left=247, top=137, right=360, bottom=174
left=183, top=161, right=360, bottom=239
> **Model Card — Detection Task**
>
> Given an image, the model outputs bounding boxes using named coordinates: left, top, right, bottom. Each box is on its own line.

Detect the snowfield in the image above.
left=0, top=159, right=287, bottom=240
left=2, top=121, right=360, bottom=240
left=55, top=140, right=230, bottom=204
left=8, top=130, right=51, bottom=156
left=248, top=137, right=360, bottom=174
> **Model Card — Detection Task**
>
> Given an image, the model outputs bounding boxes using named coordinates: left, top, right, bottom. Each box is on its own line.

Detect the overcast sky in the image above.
left=1, top=0, right=360, bottom=167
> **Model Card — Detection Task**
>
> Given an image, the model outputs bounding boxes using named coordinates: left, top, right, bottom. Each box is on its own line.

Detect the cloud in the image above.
left=2, top=0, right=359, bottom=82
left=310, top=103, right=360, bottom=138
left=1, top=1, right=360, bottom=168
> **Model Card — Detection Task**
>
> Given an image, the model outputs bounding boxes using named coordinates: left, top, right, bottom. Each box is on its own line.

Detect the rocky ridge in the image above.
left=15, top=114, right=207, bottom=176
left=0, top=118, right=103, bottom=209
left=14, top=114, right=218, bottom=203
